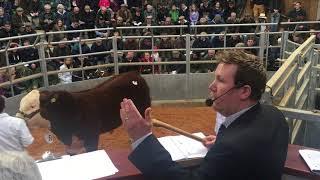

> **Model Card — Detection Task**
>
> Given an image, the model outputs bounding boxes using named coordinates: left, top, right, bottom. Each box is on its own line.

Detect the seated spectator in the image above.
left=179, top=3, right=189, bottom=21
left=27, top=0, right=41, bottom=28
left=226, top=12, right=240, bottom=33
left=210, top=1, right=224, bottom=21
left=223, top=1, right=237, bottom=21
left=140, top=52, right=153, bottom=74
left=39, top=4, right=55, bottom=31
left=0, top=7, right=10, bottom=29
left=144, top=5, right=156, bottom=23
left=52, top=38, right=71, bottom=69
left=117, top=4, right=132, bottom=26
left=55, top=4, right=70, bottom=28
left=19, top=39, right=39, bottom=63
left=0, top=22, right=17, bottom=48
left=120, top=51, right=140, bottom=73
left=199, top=0, right=211, bottom=19
left=21, top=23, right=37, bottom=44
left=0, top=95, right=34, bottom=151
left=58, top=57, right=73, bottom=84
left=96, top=6, right=113, bottom=27
left=56, top=0, right=71, bottom=11
left=245, top=35, right=258, bottom=55
left=67, top=19, right=82, bottom=40
left=91, top=38, right=107, bottom=65
left=80, top=5, right=96, bottom=39
left=71, top=40, right=91, bottom=67
left=211, top=31, right=225, bottom=48
left=11, top=7, right=30, bottom=33
left=132, top=7, right=144, bottom=27
left=0, top=0, right=12, bottom=16
left=189, top=3, right=199, bottom=25
left=239, top=14, right=256, bottom=33
left=124, top=36, right=139, bottom=50
left=8, top=44, right=22, bottom=65
left=178, top=16, right=189, bottom=35
left=0, top=151, right=41, bottom=180
left=95, top=16, right=110, bottom=37
left=197, top=17, right=209, bottom=34
left=49, top=19, right=67, bottom=42
left=70, top=6, right=81, bottom=24
left=169, top=4, right=179, bottom=24
left=210, top=14, right=225, bottom=34
left=156, top=4, right=168, bottom=25
left=167, top=50, right=185, bottom=74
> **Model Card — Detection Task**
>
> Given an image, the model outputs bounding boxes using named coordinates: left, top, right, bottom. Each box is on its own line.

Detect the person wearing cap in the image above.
left=12, top=7, right=30, bottom=32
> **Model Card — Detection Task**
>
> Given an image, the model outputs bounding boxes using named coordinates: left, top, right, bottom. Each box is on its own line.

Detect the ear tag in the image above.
left=132, top=81, right=138, bottom=86
left=50, top=98, right=56, bottom=103
left=44, top=133, right=54, bottom=144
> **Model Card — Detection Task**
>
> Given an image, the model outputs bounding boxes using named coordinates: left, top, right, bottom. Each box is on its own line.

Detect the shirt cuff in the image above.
left=131, top=132, right=152, bottom=150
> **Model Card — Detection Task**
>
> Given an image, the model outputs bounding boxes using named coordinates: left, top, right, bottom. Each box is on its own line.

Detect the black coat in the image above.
left=129, top=103, right=289, bottom=180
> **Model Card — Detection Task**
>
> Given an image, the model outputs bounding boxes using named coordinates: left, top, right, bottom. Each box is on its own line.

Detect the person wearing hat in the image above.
left=117, top=3, right=132, bottom=26
left=12, top=7, right=31, bottom=32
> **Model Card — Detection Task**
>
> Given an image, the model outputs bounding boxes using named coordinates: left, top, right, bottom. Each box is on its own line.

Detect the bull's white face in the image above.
left=19, top=89, right=40, bottom=115
left=16, top=90, right=50, bottom=129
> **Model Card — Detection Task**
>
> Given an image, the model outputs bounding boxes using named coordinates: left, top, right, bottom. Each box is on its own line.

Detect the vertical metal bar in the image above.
left=281, top=31, right=289, bottom=60
left=112, top=36, right=119, bottom=75
left=223, top=31, right=226, bottom=49
left=78, top=37, right=85, bottom=81
left=186, top=34, right=191, bottom=100
left=4, top=49, right=14, bottom=96
left=265, top=32, right=270, bottom=68
left=38, top=41, right=49, bottom=88
left=151, top=33, right=155, bottom=74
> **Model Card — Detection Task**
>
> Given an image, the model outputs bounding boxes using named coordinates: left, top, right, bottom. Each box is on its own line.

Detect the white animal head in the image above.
left=16, top=90, right=50, bottom=128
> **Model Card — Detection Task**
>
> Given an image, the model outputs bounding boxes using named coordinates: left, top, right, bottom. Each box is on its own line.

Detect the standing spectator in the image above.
left=58, top=57, right=73, bottom=84
left=251, top=0, right=267, bottom=22
left=0, top=95, right=34, bottom=151
left=287, top=1, right=308, bottom=31
left=39, top=4, right=55, bottom=31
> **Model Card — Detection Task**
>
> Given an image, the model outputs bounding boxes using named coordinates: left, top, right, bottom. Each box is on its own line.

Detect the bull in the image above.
left=17, top=71, right=151, bottom=154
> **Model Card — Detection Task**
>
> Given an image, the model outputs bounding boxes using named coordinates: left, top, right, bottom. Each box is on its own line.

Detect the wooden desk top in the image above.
left=98, top=144, right=320, bottom=180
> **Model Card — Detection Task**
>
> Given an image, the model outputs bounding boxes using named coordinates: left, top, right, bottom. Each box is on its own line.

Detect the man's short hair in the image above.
left=216, top=50, right=266, bottom=100
left=0, top=96, right=5, bottom=113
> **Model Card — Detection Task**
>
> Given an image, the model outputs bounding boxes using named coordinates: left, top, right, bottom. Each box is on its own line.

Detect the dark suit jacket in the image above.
left=129, top=103, right=289, bottom=180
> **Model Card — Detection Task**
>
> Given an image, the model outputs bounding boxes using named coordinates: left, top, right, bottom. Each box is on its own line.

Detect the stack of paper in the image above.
left=37, top=150, right=119, bottom=180
left=299, top=149, right=320, bottom=175
left=158, top=132, right=208, bottom=161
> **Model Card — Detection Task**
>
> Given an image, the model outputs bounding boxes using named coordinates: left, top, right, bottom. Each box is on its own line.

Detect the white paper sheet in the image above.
left=158, top=132, right=208, bottom=161
left=37, top=150, right=119, bottom=180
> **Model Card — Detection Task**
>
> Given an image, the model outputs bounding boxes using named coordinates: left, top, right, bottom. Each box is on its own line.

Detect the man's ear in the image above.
left=239, top=85, right=252, bottom=100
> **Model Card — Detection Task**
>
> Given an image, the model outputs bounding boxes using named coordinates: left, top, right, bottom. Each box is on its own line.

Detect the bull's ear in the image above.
left=50, top=93, right=59, bottom=104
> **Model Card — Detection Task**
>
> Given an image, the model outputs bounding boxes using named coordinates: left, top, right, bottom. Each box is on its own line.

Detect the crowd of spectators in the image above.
left=0, top=0, right=317, bottom=97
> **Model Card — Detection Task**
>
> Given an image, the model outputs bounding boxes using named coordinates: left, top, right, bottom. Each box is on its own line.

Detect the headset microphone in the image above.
left=205, top=81, right=244, bottom=107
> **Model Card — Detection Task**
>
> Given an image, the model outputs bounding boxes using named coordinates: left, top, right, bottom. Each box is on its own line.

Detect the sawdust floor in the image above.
left=27, top=106, right=216, bottom=159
